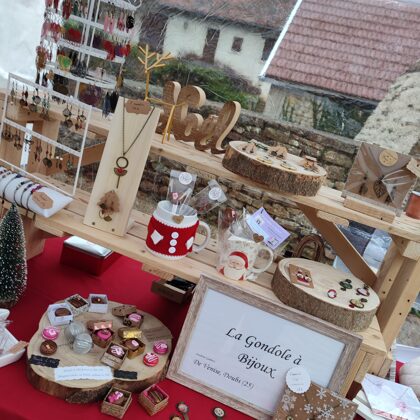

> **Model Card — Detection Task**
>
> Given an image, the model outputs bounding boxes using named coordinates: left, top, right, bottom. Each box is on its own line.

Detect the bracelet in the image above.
left=13, top=180, right=32, bottom=206
left=18, top=182, right=35, bottom=208
left=2, top=174, right=21, bottom=200
left=26, top=184, right=43, bottom=212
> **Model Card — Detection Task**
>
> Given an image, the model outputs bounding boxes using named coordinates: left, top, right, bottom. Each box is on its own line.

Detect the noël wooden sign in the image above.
left=158, top=81, right=241, bottom=154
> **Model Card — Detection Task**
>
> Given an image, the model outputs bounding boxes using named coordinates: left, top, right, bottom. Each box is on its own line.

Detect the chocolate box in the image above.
left=61, top=236, right=120, bottom=276
left=86, top=319, right=113, bottom=332
left=123, top=310, right=144, bottom=328
left=47, top=303, right=74, bottom=326
left=65, top=294, right=89, bottom=316
left=138, top=384, right=169, bottom=416
left=117, top=327, right=142, bottom=340
left=88, top=294, right=109, bottom=313
left=91, top=329, right=115, bottom=349
left=112, top=305, right=137, bottom=317
left=122, top=338, right=145, bottom=359
left=101, top=342, right=128, bottom=370
left=151, top=279, right=195, bottom=304
left=101, top=387, right=132, bottom=419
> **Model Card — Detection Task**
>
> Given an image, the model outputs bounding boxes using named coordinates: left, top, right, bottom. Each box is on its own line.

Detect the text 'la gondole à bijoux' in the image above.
left=226, top=328, right=303, bottom=379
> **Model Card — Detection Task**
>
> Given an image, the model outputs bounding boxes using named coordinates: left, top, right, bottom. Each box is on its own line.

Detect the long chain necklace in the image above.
left=114, top=99, right=156, bottom=188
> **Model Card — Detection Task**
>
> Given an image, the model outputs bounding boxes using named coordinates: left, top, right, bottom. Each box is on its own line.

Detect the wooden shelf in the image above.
left=32, top=184, right=387, bottom=365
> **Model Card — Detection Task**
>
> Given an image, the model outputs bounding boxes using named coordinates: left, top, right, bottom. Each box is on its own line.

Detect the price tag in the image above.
left=209, top=187, right=222, bottom=201
left=32, top=192, right=53, bottom=209
left=286, top=366, right=311, bottom=394
left=125, top=99, right=151, bottom=115
left=407, top=158, right=420, bottom=177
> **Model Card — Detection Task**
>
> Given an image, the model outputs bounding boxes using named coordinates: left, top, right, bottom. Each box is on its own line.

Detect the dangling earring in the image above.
left=373, top=176, right=387, bottom=198
left=358, top=175, right=368, bottom=195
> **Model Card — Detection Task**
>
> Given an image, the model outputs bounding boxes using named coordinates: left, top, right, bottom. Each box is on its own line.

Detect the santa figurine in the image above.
left=219, top=251, right=248, bottom=281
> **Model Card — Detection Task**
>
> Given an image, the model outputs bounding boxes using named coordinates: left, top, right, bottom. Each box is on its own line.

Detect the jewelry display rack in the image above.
left=43, top=0, right=138, bottom=98
left=0, top=74, right=92, bottom=196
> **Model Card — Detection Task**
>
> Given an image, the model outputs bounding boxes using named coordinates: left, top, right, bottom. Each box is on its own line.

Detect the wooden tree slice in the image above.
left=272, top=258, right=380, bottom=331
left=222, top=141, right=327, bottom=196
left=26, top=301, right=172, bottom=403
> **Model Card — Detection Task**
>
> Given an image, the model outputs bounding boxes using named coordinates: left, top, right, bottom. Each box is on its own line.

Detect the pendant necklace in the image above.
left=114, top=99, right=156, bottom=188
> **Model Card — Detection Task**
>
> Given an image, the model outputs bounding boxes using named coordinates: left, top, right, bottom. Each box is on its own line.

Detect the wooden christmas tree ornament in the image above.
left=272, top=258, right=380, bottom=331
left=222, top=141, right=326, bottom=196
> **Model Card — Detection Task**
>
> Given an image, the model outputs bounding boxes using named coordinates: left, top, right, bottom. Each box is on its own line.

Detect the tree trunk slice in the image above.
left=26, top=301, right=172, bottom=403
left=272, top=258, right=380, bottom=331
left=222, top=141, right=327, bottom=196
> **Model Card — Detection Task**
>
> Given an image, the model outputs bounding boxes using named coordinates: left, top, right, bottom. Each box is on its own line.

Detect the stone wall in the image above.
left=138, top=107, right=361, bottom=257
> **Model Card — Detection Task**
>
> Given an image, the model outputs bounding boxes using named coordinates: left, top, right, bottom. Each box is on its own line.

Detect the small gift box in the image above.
left=118, top=327, right=142, bottom=340
left=101, top=342, right=128, bottom=370
left=47, top=303, right=74, bottom=326
left=101, top=387, right=132, bottom=419
left=65, top=294, right=89, bottom=316
left=87, top=319, right=113, bottom=332
left=122, top=338, right=145, bottom=359
left=274, top=382, right=357, bottom=420
left=123, top=310, right=144, bottom=328
left=61, top=236, right=120, bottom=276
left=91, top=328, right=115, bottom=349
left=112, top=305, right=137, bottom=317
left=138, top=384, right=169, bottom=416
left=151, top=278, right=195, bottom=304
left=88, top=294, right=109, bottom=313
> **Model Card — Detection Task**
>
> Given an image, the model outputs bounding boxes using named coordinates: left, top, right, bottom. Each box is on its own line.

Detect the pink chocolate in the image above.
left=128, top=313, right=142, bottom=322
left=97, top=329, right=112, bottom=341
left=153, top=341, right=168, bottom=355
left=42, top=326, right=59, bottom=341
left=143, top=352, right=159, bottom=366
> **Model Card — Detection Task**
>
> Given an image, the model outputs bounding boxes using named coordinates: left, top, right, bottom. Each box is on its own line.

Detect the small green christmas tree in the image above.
left=0, top=204, right=27, bottom=308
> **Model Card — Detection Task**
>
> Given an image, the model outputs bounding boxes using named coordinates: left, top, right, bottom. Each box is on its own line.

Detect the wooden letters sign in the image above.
left=159, top=81, right=241, bottom=154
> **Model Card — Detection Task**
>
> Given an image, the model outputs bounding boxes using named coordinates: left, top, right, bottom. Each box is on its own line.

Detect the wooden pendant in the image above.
left=373, top=178, right=387, bottom=198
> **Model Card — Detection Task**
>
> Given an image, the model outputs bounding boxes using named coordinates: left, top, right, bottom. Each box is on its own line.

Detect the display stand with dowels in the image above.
left=26, top=300, right=172, bottom=403
left=1, top=94, right=420, bottom=398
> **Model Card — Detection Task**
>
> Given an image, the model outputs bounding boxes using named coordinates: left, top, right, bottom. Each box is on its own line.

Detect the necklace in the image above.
left=114, top=99, right=156, bottom=188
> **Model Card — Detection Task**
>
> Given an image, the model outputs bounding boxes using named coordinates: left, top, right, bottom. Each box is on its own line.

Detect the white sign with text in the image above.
left=179, top=289, right=345, bottom=415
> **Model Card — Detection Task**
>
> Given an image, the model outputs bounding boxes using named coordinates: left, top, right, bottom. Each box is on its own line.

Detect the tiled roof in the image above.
left=265, top=0, right=420, bottom=101
left=157, top=0, right=297, bottom=30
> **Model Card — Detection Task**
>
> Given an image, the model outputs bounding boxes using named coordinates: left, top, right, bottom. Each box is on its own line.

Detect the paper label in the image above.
left=125, top=99, right=151, bottom=115
left=246, top=208, right=290, bottom=250
left=209, top=187, right=222, bottom=201
left=379, top=149, right=398, bottom=167
left=32, top=191, right=53, bottom=209
left=28, top=355, right=60, bottom=368
left=55, top=366, right=113, bottom=381
left=142, top=326, right=172, bottom=342
left=407, top=158, right=420, bottom=177
left=286, top=367, right=311, bottom=394
left=179, top=172, right=193, bottom=185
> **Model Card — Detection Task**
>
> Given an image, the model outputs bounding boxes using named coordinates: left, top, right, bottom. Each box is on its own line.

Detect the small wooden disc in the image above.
left=272, top=258, right=380, bottom=331
left=379, top=149, right=398, bottom=167
left=222, top=141, right=327, bottom=196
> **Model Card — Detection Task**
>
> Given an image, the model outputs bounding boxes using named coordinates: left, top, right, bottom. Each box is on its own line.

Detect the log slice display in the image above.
left=27, top=301, right=172, bottom=403
left=222, top=141, right=327, bottom=196
left=272, top=258, right=380, bottom=331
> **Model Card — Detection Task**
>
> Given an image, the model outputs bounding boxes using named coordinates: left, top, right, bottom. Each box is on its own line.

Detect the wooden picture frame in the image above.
left=167, top=275, right=362, bottom=419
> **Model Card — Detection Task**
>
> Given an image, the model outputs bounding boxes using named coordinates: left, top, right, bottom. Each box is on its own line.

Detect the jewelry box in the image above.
left=47, top=303, right=74, bottom=326
left=65, top=294, right=89, bottom=316
left=101, top=387, right=132, bottom=419
left=101, top=342, right=128, bottom=370
left=88, top=294, right=109, bottom=313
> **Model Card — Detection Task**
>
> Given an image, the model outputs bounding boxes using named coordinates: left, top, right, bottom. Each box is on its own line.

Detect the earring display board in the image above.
left=222, top=140, right=327, bottom=196
left=342, top=143, right=419, bottom=221
left=26, top=300, right=172, bottom=403
left=272, top=258, right=380, bottom=332
left=167, top=275, right=362, bottom=419
left=0, top=73, right=92, bottom=197
left=83, top=97, right=160, bottom=236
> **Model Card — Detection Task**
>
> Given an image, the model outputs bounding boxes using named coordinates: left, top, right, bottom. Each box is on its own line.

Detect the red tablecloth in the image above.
left=1, top=237, right=251, bottom=420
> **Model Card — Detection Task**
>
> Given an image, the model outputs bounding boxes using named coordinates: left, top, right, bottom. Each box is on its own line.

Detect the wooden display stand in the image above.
left=27, top=300, right=172, bottom=403
left=83, top=98, right=160, bottom=236
left=272, top=258, right=380, bottom=331
left=1, top=94, right=419, bottom=397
